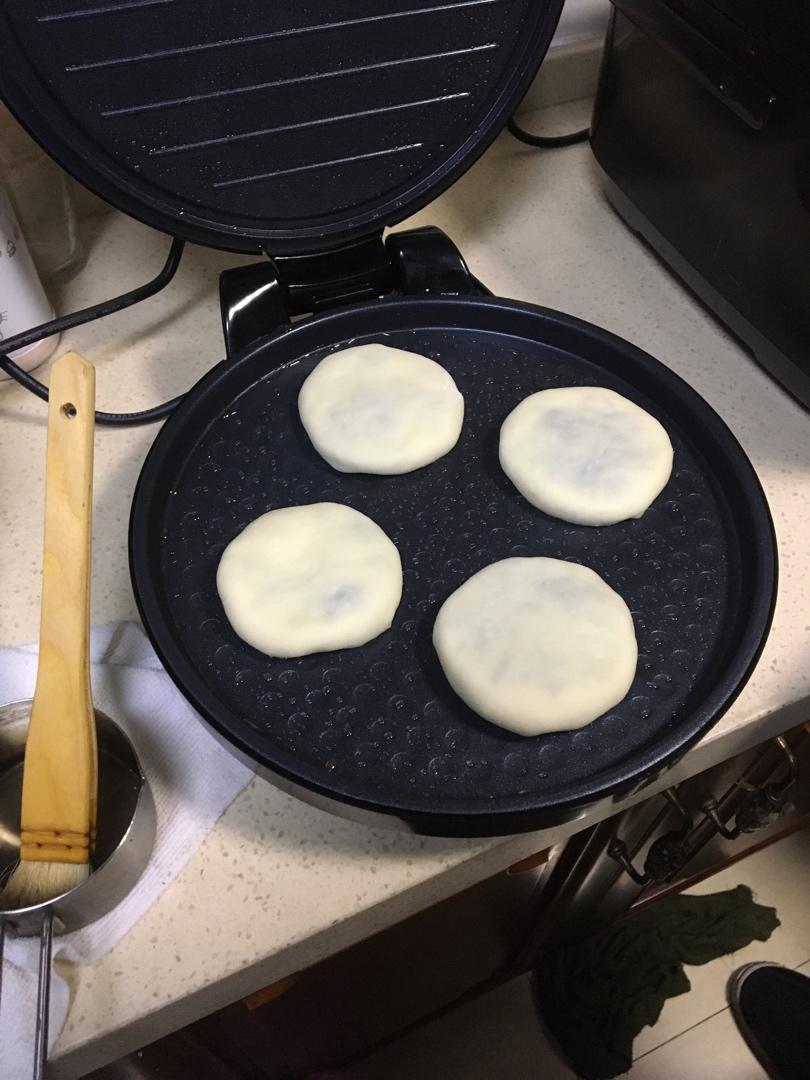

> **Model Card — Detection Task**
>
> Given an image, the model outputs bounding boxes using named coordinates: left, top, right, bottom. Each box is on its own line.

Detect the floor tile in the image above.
left=629, top=1009, right=766, bottom=1079
left=686, top=828, right=810, bottom=960
left=634, top=828, right=810, bottom=1056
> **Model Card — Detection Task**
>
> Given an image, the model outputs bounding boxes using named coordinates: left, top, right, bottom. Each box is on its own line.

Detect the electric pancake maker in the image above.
left=0, top=2, right=776, bottom=836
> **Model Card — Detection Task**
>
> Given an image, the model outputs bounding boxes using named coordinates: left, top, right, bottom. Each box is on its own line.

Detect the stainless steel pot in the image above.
left=0, top=698, right=156, bottom=1078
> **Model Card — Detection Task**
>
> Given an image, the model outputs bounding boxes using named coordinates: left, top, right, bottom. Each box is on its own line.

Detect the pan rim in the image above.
left=129, top=294, right=777, bottom=834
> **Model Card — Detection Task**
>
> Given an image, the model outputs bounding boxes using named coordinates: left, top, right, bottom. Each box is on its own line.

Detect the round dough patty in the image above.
left=298, top=343, right=464, bottom=474
left=499, top=386, right=673, bottom=526
left=433, top=557, right=637, bottom=735
left=217, top=503, right=402, bottom=658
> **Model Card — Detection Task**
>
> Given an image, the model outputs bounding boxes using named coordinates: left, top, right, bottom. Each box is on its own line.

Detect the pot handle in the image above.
left=0, top=911, right=54, bottom=1080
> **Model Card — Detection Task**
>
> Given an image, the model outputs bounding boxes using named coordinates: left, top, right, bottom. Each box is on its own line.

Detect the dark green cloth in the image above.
left=534, top=885, right=779, bottom=1079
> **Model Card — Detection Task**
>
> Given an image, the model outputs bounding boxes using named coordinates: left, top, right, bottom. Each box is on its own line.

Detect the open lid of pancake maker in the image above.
left=0, top=1, right=564, bottom=258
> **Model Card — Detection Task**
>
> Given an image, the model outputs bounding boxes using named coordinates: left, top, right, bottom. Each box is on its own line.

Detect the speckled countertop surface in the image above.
left=2, top=100, right=809, bottom=1077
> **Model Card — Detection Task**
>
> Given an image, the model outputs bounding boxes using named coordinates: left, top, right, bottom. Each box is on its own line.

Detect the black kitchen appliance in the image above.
left=591, top=0, right=810, bottom=408
left=0, top=2, right=776, bottom=835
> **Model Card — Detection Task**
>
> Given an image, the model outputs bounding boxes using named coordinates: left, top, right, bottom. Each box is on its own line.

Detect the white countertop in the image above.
left=2, top=100, right=809, bottom=1077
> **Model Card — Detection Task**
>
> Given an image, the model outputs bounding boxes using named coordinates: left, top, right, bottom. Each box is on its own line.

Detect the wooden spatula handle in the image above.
left=20, top=352, right=96, bottom=862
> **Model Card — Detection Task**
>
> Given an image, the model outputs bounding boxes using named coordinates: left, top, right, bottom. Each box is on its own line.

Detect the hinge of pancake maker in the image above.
left=218, top=226, right=483, bottom=358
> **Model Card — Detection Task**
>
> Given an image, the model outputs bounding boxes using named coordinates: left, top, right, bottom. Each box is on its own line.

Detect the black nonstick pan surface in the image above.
left=130, top=295, right=776, bottom=836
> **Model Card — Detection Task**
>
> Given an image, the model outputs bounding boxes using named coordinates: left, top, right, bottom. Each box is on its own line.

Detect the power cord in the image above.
left=0, top=235, right=187, bottom=426
left=507, top=116, right=589, bottom=148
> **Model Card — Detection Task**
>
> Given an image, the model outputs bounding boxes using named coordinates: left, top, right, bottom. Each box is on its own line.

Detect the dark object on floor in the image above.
left=534, top=884, right=780, bottom=1079
left=728, top=962, right=810, bottom=1080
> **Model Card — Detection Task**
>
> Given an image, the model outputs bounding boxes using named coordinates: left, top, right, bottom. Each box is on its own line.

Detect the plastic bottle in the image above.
left=0, top=104, right=84, bottom=282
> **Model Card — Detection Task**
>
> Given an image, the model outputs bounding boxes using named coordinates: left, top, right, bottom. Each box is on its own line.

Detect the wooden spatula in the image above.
left=1, top=351, right=97, bottom=909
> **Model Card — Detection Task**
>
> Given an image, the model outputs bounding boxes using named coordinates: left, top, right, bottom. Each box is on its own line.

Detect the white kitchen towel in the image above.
left=0, top=622, right=254, bottom=1079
